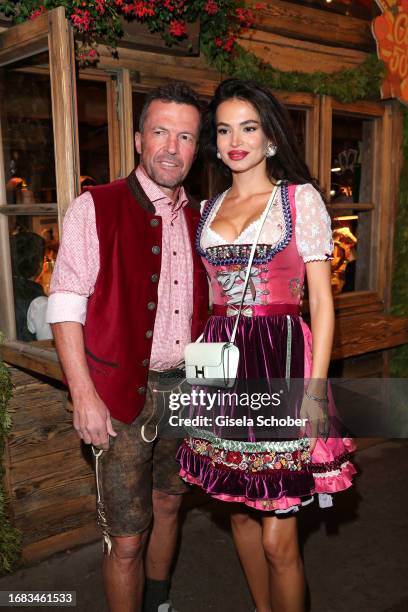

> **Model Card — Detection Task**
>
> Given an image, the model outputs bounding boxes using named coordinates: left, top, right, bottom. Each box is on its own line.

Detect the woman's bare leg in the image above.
left=262, top=515, right=305, bottom=612
left=230, top=511, right=271, bottom=612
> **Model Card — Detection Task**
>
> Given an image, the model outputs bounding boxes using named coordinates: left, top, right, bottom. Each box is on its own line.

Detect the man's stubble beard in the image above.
left=144, top=159, right=185, bottom=190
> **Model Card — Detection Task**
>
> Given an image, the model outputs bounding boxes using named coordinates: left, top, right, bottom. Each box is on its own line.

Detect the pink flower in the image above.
left=204, top=0, right=218, bottom=16
left=214, top=37, right=223, bottom=48
left=235, top=7, right=246, bottom=22
left=169, top=19, right=187, bottom=37
left=71, top=9, right=92, bottom=32
left=223, top=35, right=236, bottom=53
left=96, top=0, right=106, bottom=15
left=138, top=1, right=156, bottom=17
left=226, top=451, right=242, bottom=465
left=235, top=7, right=255, bottom=26
left=125, top=1, right=156, bottom=18
left=30, top=6, right=47, bottom=20
left=164, top=0, right=175, bottom=12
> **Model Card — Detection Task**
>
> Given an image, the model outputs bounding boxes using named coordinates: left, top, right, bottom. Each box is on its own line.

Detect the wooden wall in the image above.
left=2, top=366, right=98, bottom=563
left=239, top=0, right=374, bottom=73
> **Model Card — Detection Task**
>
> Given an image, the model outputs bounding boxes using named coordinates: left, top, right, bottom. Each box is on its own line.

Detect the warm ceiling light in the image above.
left=326, top=0, right=333, bottom=3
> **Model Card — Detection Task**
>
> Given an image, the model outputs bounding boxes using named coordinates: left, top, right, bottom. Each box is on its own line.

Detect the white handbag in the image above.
left=184, top=182, right=281, bottom=388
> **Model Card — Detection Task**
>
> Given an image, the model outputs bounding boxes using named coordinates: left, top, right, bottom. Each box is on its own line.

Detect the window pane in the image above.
left=331, top=210, right=371, bottom=295
left=9, top=217, right=58, bottom=341
left=288, top=108, right=306, bottom=160
left=330, top=114, right=374, bottom=204
left=77, top=79, right=110, bottom=188
left=0, top=52, right=56, bottom=204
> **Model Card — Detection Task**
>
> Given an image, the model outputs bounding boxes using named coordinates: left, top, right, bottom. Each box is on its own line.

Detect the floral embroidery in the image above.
left=185, top=438, right=353, bottom=478
left=185, top=437, right=311, bottom=473
left=288, top=277, right=303, bottom=298
left=226, top=451, right=242, bottom=464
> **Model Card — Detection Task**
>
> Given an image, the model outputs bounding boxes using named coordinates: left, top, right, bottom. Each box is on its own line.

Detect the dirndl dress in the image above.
left=176, top=182, right=356, bottom=512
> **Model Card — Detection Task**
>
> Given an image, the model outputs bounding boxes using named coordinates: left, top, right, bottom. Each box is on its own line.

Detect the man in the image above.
left=46, top=82, right=208, bottom=612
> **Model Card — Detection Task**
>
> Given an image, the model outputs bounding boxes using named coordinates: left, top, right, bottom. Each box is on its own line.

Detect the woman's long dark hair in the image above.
left=201, top=78, right=324, bottom=199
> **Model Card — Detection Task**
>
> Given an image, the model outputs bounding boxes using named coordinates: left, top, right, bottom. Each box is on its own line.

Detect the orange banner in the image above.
left=373, top=0, right=408, bottom=103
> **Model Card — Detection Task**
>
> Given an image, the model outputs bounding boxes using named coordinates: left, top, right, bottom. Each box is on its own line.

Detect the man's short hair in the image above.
left=11, top=231, right=45, bottom=279
left=138, top=81, right=202, bottom=132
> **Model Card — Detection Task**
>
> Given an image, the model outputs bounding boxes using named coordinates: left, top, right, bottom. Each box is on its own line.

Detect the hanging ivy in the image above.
left=208, top=47, right=385, bottom=104
left=0, top=335, right=22, bottom=574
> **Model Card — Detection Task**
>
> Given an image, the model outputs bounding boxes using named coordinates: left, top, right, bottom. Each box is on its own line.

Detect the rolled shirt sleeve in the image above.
left=46, top=191, right=100, bottom=325
left=295, top=183, right=334, bottom=263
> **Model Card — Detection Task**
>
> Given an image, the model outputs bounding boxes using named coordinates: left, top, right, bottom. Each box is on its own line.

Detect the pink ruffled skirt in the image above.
left=176, top=312, right=356, bottom=512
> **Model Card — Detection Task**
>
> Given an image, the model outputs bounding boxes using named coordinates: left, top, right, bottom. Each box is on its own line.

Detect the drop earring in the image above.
left=216, top=150, right=221, bottom=159
left=266, top=143, right=277, bottom=158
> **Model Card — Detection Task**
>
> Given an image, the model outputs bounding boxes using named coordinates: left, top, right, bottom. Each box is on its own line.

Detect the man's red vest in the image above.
left=83, top=172, right=208, bottom=424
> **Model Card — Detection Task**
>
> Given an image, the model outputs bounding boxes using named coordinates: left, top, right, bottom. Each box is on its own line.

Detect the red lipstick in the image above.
left=228, top=150, right=249, bottom=160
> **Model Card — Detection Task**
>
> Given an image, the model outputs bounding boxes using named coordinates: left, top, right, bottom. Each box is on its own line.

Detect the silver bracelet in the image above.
left=305, top=389, right=328, bottom=403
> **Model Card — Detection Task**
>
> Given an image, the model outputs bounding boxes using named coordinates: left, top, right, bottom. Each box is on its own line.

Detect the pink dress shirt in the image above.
left=46, top=167, right=194, bottom=370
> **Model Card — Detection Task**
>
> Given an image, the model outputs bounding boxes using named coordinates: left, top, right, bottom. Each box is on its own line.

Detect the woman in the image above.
left=176, top=79, right=356, bottom=612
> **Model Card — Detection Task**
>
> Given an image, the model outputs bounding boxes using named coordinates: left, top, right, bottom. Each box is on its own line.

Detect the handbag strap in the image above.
left=229, top=181, right=282, bottom=344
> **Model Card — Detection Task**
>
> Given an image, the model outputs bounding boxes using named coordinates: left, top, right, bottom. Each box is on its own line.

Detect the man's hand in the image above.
left=72, top=389, right=117, bottom=450
left=299, top=393, right=329, bottom=452
left=51, top=322, right=117, bottom=451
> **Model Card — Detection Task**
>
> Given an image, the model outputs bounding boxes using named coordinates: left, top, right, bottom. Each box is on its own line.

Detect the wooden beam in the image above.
left=0, top=204, right=58, bottom=215
left=119, top=68, right=135, bottom=176
left=384, top=100, right=403, bottom=312
left=305, top=97, right=319, bottom=177
left=246, top=0, right=375, bottom=51
left=331, top=99, right=384, bottom=117
left=318, top=95, right=332, bottom=198
left=0, top=110, right=16, bottom=339
left=0, top=342, right=63, bottom=381
left=106, top=77, right=122, bottom=181
left=98, top=45, right=220, bottom=98
left=48, top=7, right=80, bottom=222
left=332, top=313, right=408, bottom=360
left=0, top=13, right=48, bottom=67
left=238, top=29, right=369, bottom=74
left=119, top=17, right=200, bottom=56
left=22, top=522, right=100, bottom=563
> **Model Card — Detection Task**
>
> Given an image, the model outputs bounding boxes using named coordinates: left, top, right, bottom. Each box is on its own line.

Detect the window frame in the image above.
left=0, top=11, right=133, bottom=351
left=0, top=8, right=80, bottom=343
left=319, top=96, right=392, bottom=313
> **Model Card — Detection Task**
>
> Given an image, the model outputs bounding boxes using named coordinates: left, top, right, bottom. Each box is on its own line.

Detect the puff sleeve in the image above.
left=295, top=183, right=333, bottom=263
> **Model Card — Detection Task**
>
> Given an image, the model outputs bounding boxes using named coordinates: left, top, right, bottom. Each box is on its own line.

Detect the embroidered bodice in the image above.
left=197, top=183, right=333, bottom=308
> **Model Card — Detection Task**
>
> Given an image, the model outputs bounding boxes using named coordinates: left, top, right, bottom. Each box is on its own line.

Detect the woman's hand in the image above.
left=299, top=392, right=329, bottom=452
